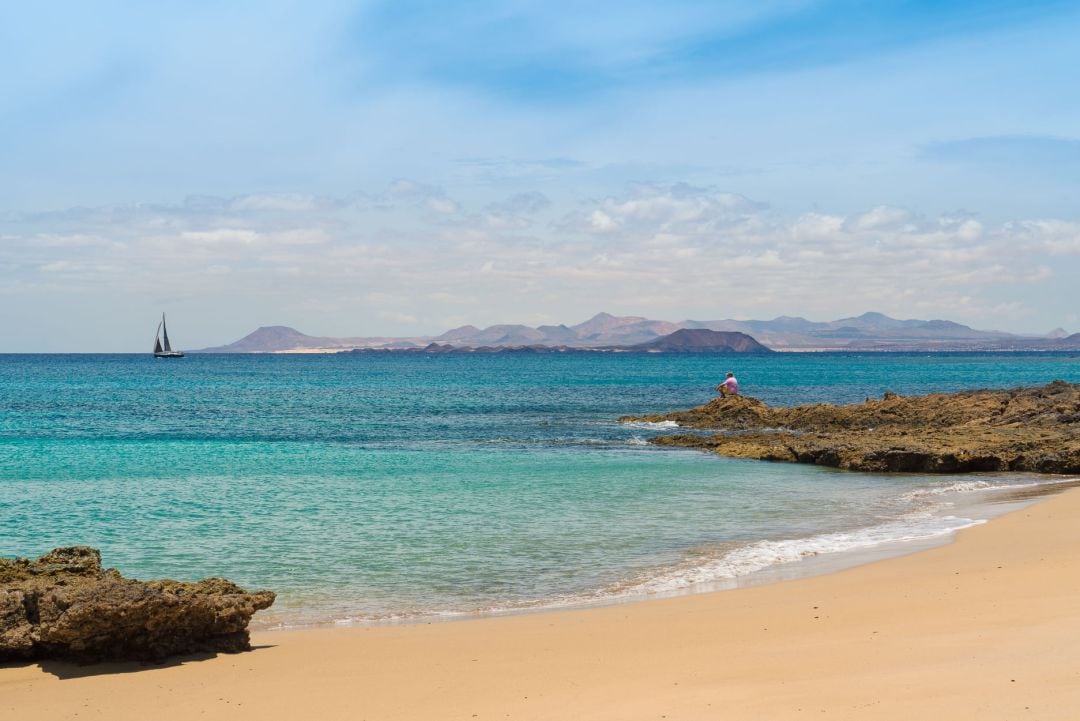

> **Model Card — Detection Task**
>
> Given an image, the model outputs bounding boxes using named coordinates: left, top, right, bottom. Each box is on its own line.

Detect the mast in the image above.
left=161, top=313, right=173, bottom=352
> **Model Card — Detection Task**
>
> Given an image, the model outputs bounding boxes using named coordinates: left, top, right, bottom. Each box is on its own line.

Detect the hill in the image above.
left=196, top=326, right=333, bottom=353
left=632, top=329, right=772, bottom=353
left=194, top=326, right=414, bottom=353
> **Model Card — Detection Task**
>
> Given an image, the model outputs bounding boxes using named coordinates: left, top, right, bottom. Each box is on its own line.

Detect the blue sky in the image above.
left=2, top=0, right=1079, bottom=350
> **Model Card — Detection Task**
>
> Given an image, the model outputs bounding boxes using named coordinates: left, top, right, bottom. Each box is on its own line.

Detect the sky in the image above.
left=2, top=0, right=1079, bottom=351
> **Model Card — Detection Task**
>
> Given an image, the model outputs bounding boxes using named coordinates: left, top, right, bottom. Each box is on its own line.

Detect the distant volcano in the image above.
left=631, top=329, right=772, bottom=353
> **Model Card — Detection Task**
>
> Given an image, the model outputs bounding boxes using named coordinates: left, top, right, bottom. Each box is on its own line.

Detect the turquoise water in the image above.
left=1, top=352, right=1078, bottom=625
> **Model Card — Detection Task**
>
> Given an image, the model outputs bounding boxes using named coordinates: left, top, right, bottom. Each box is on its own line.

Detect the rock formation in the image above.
left=0, top=547, right=274, bottom=663
left=622, top=380, right=1080, bottom=474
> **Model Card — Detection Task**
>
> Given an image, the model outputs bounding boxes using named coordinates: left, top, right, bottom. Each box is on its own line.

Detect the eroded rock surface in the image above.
left=622, top=380, right=1080, bottom=473
left=0, top=547, right=274, bottom=663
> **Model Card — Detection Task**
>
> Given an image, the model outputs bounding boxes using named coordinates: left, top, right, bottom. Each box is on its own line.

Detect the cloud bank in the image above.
left=3, top=183, right=1077, bottom=350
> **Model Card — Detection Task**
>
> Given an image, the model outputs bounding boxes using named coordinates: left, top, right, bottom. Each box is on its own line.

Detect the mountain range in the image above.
left=195, top=312, right=1080, bottom=353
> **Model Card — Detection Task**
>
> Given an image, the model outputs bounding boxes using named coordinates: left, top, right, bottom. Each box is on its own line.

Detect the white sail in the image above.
left=162, top=314, right=173, bottom=352
left=153, top=314, right=184, bottom=357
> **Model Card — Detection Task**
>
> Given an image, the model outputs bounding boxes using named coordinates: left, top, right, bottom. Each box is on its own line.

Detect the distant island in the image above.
left=339, top=328, right=773, bottom=355
left=194, top=311, right=1080, bottom=354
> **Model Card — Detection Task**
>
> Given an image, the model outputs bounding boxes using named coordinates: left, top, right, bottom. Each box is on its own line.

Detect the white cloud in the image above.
left=560, top=184, right=764, bottom=238
left=1023, top=265, right=1053, bottom=281
left=4, top=182, right=1078, bottom=347
left=485, top=192, right=551, bottom=214
left=726, top=249, right=784, bottom=268
left=587, top=210, right=618, bottom=233
left=1007, top=219, right=1080, bottom=255
left=428, top=291, right=477, bottom=305
left=38, top=260, right=122, bottom=274
left=271, top=229, right=330, bottom=245
left=426, top=197, right=460, bottom=214
left=844, top=206, right=915, bottom=232
left=380, top=311, right=419, bottom=324
left=181, top=229, right=260, bottom=244
left=480, top=212, right=532, bottom=230
left=228, top=194, right=317, bottom=212
left=36, top=233, right=123, bottom=248
left=955, top=219, right=984, bottom=241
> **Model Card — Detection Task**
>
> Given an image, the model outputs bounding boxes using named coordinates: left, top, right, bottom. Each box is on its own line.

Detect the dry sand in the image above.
left=5, top=487, right=1080, bottom=721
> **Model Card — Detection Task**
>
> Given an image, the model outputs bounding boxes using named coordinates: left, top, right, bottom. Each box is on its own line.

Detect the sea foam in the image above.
left=899, top=476, right=1080, bottom=501
left=608, top=512, right=984, bottom=598
left=622, top=420, right=680, bottom=429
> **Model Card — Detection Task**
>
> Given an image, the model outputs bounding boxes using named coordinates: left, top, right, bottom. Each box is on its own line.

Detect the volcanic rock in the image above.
left=0, top=547, right=274, bottom=664
left=622, top=380, right=1080, bottom=473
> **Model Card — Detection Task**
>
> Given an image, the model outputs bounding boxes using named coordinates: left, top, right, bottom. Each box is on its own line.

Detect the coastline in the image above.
left=6, top=485, right=1080, bottom=720
left=634, top=381, right=1080, bottom=474
left=249, top=474, right=1076, bottom=631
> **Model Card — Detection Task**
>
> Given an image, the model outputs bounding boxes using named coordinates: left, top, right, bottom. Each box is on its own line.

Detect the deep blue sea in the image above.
left=1, top=352, right=1078, bottom=626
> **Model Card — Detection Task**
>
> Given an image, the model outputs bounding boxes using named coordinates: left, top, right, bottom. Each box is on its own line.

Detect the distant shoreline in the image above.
left=192, top=312, right=1080, bottom=354
left=3, top=348, right=1080, bottom=356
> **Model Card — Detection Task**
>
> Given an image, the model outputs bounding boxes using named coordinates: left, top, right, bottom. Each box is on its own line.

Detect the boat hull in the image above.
left=153, top=351, right=185, bottom=358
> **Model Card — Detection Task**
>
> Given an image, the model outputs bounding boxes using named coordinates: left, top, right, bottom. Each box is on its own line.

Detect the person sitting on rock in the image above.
left=716, top=372, right=739, bottom=397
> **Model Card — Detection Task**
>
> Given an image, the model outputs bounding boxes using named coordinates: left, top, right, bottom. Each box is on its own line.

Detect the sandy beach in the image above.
left=4, top=486, right=1080, bottom=721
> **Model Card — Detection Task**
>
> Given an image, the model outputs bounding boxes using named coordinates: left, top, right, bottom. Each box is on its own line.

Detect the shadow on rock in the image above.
left=1, top=547, right=275, bottom=665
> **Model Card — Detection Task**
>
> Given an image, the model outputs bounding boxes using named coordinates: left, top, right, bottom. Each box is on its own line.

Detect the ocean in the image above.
left=1, top=352, right=1078, bottom=626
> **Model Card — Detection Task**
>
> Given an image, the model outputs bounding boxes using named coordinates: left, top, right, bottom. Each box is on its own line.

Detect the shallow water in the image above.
left=1, top=352, right=1077, bottom=625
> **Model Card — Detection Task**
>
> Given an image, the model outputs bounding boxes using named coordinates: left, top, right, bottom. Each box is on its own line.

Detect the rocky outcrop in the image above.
left=622, top=381, right=1080, bottom=474
left=0, top=547, right=274, bottom=663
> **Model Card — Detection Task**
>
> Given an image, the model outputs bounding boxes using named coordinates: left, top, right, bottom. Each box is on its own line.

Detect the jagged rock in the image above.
left=623, top=381, right=1080, bottom=474
left=0, top=547, right=274, bottom=664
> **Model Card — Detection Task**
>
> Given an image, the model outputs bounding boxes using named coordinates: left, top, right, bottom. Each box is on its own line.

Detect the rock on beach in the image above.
left=0, top=547, right=274, bottom=664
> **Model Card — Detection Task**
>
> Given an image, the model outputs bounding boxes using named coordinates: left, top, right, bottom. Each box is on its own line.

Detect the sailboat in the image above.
left=153, top=314, right=185, bottom=358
